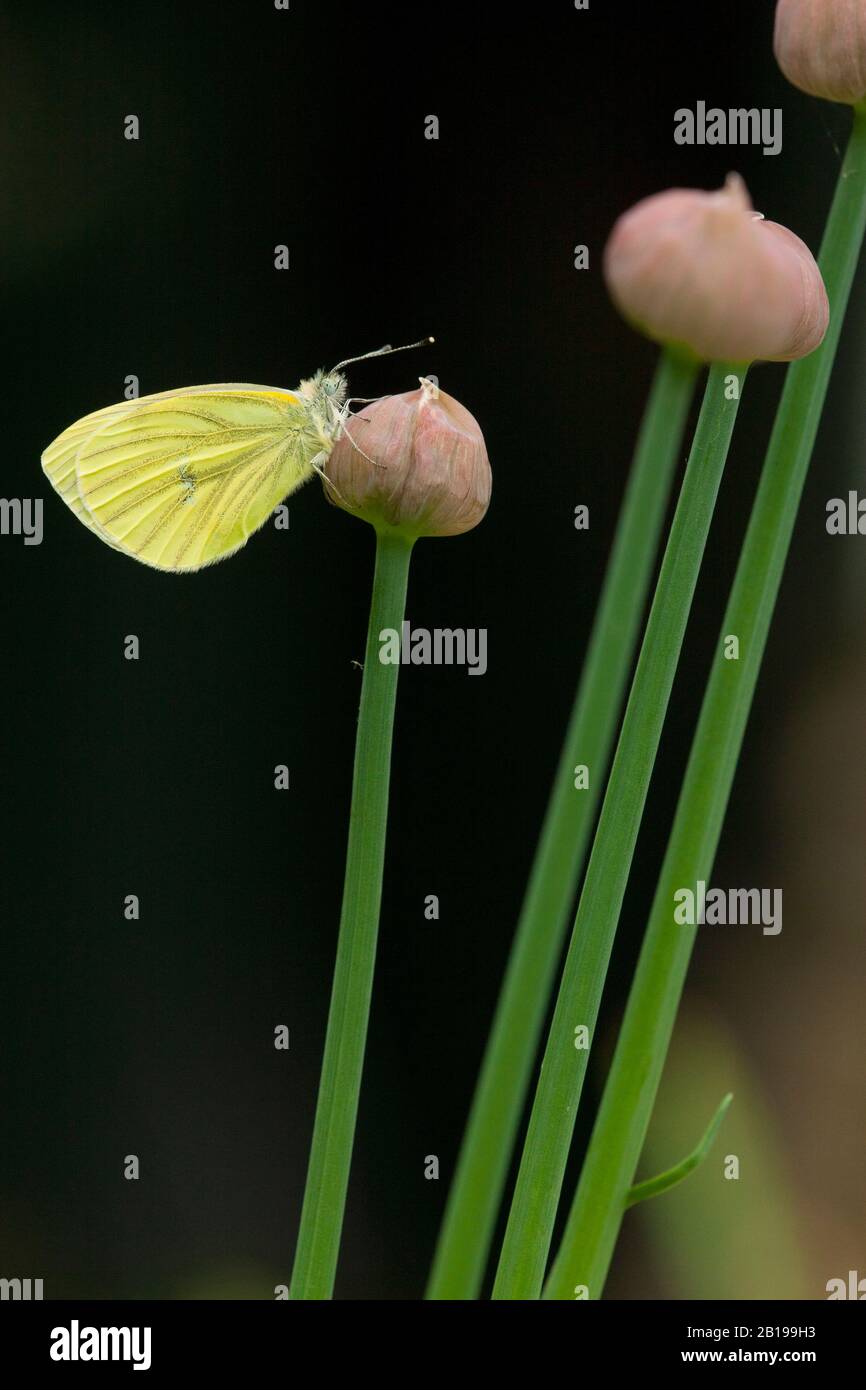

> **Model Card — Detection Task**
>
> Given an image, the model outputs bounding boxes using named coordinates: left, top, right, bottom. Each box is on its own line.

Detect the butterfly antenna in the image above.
left=332, top=336, right=434, bottom=373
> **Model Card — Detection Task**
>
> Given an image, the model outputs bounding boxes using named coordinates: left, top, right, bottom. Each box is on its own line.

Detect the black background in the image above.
left=1, top=1, right=862, bottom=1300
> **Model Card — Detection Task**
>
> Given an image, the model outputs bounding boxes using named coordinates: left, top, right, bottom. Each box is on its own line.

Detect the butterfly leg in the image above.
left=336, top=420, right=387, bottom=471
left=311, top=455, right=349, bottom=506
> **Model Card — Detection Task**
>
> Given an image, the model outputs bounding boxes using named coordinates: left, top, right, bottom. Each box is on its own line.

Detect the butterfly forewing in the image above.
left=43, top=385, right=321, bottom=571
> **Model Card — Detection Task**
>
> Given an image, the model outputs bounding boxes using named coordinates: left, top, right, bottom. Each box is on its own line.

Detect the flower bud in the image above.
left=603, top=173, right=829, bottom=363
left=324, top=378, right=491, bottom=538
left=774, top=0, right=866, bottom=106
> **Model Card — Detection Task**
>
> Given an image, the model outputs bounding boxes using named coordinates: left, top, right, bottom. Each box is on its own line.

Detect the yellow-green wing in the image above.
left=43, top=385, right=319, bottom=571
left=41, top=383, right=280, bottom=551
left=42, top=397, right=138, bottom=546
left=42, top=384, right=255, bottom=536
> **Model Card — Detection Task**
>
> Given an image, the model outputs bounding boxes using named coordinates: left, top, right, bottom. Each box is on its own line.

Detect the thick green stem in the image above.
left=290, top=527, right=413, bottom=1300
left=426, top=350, right=697, bottom=1299
left=493, top=362, right=746, bottom=1300
left=543, top=109, right=866, bottom=1303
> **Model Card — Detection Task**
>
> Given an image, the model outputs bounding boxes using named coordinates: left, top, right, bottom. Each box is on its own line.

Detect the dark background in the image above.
left=2, top=1, right=863, bottom=1299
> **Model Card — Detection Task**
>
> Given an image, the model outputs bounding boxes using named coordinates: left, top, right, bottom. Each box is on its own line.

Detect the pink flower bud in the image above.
left=324, top=379, right=492, bottom=538
left=603, top=174, right=829, bottom=363
left=774, top=0, right=866, bottom=106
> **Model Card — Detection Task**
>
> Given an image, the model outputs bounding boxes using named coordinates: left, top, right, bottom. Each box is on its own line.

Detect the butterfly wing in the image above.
left=41, top=397, right=139, bottom=547
left=42, top=385, right=254, bottom=536
left=42, top=385, right=322, bottom=571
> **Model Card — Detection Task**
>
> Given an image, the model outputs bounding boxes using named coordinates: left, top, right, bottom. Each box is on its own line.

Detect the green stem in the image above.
left=543, top=108, right=866, bottom=1303
left=493, top=362, right=746, bottom=1300
left=290, top=527, right=414, bottom=1300
left=624, top=1092, right=732, bottom=1209
left=426, top=349, right=697, bottom=1300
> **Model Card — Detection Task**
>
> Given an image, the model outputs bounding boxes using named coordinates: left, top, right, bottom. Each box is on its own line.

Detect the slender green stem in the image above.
left=543, top=109, right=866, bottom=1303
left=290, top=527, right=413, bottom=1300
left=426, top=350, right=697, bottom=1300
left=493, top=362, right=746, bottom=1300
left=624, top=1092, right=732, bottom=1209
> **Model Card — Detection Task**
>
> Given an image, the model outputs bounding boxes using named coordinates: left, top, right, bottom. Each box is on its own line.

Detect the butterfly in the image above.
left=41, top=338, right=432, bottom=572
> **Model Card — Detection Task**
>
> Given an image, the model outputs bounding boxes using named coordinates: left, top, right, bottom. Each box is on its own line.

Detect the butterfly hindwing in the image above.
left=41, top=397, right=140, bottom=546
left=42, top=385, right=323, bottom=571
left=42, top=385, right=249, bottom=535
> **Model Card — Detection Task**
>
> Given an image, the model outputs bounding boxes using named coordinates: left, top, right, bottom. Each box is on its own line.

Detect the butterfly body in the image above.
left=41, top=371, right=350, bottom=572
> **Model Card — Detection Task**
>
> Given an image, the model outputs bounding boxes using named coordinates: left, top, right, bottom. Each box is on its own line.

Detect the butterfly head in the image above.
left=319, top=370, right=349, bottom=405
left=299, top=369, right=349, bottom=444
left=299, top=340, right=434, bottom=449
